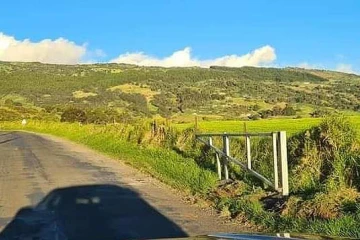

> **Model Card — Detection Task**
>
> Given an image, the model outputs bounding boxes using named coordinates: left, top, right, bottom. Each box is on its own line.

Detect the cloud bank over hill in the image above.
left=110, top=45, right=277, bottom=68
left=0, top=32, right=87, bottom=64
left=0, top=32, right=276, bottom=67
left=0, top=32, right=357, bottom=74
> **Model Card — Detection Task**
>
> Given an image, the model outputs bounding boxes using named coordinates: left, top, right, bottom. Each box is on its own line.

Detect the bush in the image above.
left=282, top=105, right=296, bottom=116
left=288, top=115, right=360, bottom=193
left=0, top=108, right=22, bottom=121
left=60, top=107, right=87, bottom=123
left=249, top=114, right=260, bottom=120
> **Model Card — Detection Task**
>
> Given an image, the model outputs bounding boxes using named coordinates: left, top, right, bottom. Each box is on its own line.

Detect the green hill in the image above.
left=1, top=61, right=359, bottom=123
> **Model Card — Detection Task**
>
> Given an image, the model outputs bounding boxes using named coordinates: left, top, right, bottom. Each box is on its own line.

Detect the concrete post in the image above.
left=223, top=134, right=230, bottom=180
left=246, top=135, right=251, bottom=169
left=279, top=131, right=289, bottom=196
left=209, top=137, right=222, bottom=180
left=272, top=132, right=279, bottom=191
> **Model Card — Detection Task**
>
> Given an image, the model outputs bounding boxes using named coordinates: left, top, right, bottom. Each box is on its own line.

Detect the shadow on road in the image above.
left=0, top=184, right=188, bottom=240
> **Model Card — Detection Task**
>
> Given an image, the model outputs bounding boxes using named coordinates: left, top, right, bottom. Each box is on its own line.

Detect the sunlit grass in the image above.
left=175, top=117, right=321, bottom=135
left=175, top=116, right=360, bottom=136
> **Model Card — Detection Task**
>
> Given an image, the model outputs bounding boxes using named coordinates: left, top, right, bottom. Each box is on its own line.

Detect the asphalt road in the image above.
left=0, top=131, right=247, bottom=239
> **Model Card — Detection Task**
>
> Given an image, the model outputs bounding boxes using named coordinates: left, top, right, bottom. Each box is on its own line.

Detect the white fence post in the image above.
left=223, top=134, right=230, bottom=180
left=272, top=132, right=279, bottom=191
left=215, top=153, right=222, bottom=180
left=279, top=131, right=289, bottom=196
left=209, top=137, right=222, bottom=180
left=246, top=135, right=251, bottom=169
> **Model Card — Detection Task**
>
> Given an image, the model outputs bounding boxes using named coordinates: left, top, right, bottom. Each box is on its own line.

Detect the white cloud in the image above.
left=335, top=63, right=356, bottom=74
left=1, top=32, right=358, bottom=74
left=0, top=32, right=88, bottom=64
left=111, top=45, right=276, bottom=68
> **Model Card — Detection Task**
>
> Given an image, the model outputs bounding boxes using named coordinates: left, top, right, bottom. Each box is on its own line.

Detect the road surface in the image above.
left=0, top=131, right=248, bottom=238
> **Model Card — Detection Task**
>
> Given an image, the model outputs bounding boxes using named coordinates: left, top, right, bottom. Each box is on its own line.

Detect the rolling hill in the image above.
left=1, top=61, right=359, bottom=123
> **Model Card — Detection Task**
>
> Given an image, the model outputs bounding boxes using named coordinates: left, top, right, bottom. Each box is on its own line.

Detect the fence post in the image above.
left=246, top=135, right=251, bottom=169
left=223, top=134, right=230, bottom=180
left=272, top=132, right=279, bottom=191
left=209, top=137, right=222, bottom=180
left=194, top=115, right=198, bottom=133
left=279, top=131, right=289, bottom=196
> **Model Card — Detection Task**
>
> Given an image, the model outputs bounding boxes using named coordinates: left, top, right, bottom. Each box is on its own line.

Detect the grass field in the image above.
left=176, top=116, right=360, bottom=136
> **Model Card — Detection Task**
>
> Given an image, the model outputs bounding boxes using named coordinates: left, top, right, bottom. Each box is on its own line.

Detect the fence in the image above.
left=195, top=131, right=289, bottom=196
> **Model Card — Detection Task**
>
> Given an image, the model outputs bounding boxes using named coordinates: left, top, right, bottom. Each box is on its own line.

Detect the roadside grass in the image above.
left=0, top=121, right=217, bottom=195
left=211, top=188, right=360, bottom=238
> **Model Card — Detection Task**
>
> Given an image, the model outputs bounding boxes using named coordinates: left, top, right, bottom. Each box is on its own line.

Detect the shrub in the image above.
left=288, top=115, right=360, bottom=193
left=60, top=107, right=87, bottom=123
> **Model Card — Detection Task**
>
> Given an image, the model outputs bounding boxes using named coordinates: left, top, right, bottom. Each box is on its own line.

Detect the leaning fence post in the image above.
left=223, top=133, right=230, bottom=180
left=215, top=153, right=222, bottom=180
left=272, top=132, right=279, bottom=191
left=279, top=131, right=289, bottom=196
left=246, top=135, right=251, bottom=169
left=209, top=137, right=222, bottom=180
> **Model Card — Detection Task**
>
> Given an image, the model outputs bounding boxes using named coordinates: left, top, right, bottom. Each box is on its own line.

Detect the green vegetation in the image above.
left=177, top=116, right=360, bottom=135
left=2, top=61, right=360, bottom=237
left=197, top=115, right=360, bottom=237
left=176, top=117, right=321, bottom=134
left=3, top=115, right=360, bottom=237
left=1, top=61, right=360, bottom=123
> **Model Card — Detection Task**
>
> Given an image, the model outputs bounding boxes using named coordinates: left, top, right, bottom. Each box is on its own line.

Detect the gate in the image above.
left=195, top=131, right=289, bottom=196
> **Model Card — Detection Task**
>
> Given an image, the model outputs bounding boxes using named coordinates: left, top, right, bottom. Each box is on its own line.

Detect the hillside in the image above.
left=1, top=61, right=360, bottom=123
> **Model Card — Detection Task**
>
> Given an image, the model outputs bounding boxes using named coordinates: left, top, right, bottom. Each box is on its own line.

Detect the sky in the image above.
left=0, top=0, right=359, bottom=73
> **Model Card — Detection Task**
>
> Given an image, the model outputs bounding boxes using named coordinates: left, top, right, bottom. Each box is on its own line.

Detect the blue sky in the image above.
left=0, top=0, right=359, bottom=72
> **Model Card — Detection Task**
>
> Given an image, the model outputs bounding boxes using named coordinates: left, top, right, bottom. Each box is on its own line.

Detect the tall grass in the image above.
left=203, top=115, right=360, bottom=238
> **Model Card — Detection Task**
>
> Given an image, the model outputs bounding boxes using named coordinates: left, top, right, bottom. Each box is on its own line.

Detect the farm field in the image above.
left=176, top=116, right=360, bottom=135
